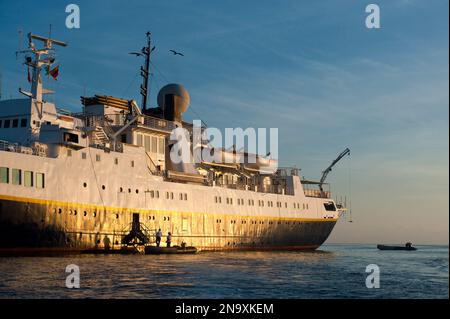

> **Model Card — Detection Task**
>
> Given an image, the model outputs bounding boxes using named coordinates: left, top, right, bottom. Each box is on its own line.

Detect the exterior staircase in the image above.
left=93, top=126, right=109, bottom=144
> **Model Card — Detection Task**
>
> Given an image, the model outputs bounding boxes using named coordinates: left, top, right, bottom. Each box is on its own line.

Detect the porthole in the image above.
left=83, top=182, right=87, bottom=188
left=58, top=208, right=62, bottom=214
left=115, top=214, right=119, bottom=219
left=74, top=210, right=77, bottom=216
left=119, top=187, right=123, bottom=192
left=83, top=211, right=87, bottom=216
left=102, top=185, right=106, bottom=190
left=128, top=188, right=132, bottom=193
left=93, top=212, right=97, bottom=217
left=136, top=189, right=139, bottom=194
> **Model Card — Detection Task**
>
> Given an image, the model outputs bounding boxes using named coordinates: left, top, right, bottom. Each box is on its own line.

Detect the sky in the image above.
left=0, top=0, right=448, bottom=244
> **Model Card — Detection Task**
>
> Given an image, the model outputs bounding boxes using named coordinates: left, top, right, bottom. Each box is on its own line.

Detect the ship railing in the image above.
left=304, top=189, right=331, bottom=199
left=276, top=167, right=300, bottom=177
left=0, top=140, right=48, bottom=157
left=140, top=115, right=176, bottom=133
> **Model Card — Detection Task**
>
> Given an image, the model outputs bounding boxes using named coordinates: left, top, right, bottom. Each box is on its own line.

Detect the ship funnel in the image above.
left=157, top=83, right=190, bottom=123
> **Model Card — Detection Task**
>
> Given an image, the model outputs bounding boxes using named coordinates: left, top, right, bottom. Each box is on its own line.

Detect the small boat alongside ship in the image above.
left=145, top=245, right=198, bottom=255
left=377, top=243, right=417, bottom=251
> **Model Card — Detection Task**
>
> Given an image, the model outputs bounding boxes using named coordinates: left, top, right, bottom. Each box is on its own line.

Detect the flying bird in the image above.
left=169, top=49, right=184, bottom=56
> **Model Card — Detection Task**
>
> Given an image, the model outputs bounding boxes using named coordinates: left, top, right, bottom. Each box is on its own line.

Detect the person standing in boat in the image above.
left=155, top=229, right=162, bottom=247
left=166, top=232, right=172, bottom=247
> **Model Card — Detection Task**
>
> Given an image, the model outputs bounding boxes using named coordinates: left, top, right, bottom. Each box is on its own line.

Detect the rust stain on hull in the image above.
left=0, top=198, right=337, bottom=254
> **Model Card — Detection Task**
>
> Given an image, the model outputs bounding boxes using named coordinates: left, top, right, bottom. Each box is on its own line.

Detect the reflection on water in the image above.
left=0, top=244, right=447, bottom=298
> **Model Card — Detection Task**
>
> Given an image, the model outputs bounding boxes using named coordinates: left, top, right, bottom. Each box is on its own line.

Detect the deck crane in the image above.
left=319, top=148, right=350, bottom=192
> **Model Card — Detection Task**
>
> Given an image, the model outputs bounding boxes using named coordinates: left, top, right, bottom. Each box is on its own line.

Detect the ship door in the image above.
left=132, top=213, right=140, bottom=226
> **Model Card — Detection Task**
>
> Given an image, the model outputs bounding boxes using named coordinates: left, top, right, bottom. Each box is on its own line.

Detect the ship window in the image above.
left=102, top=185, right=106, bottom=190
left=21, top=118, right=27, bottom=127
left=96, top=154, right=101, bottom=162
left=151, top=136, right=157, bottom=153
left=67, top=149, right=72, bottom=157
left=137, top=134, right=143, bottom=147
left=150, top=190, right=155, bottom=198
left=182, top=218, right=188, bottom=232
left=115, top=158, right=119, bottom=165
left=324, top=202, right=336, bottom=211
left=24, top=171, right=33, bottom=187
left=12, top=119, right=18, bottom=128
left=158, top=137, right=165, bottom=154
left=144, top=135, right=150, bottom=152
left=12, top=169, right=21, bottom=185
left=131, top=161, right=134, bottom=167
left=36, top=173, right=45, bottom=189
left=184, top=193, right=187, bottom=200
left=0, top=120, right=2, bottom=128
left=121, top=134, right=127, bottom=143
left=179, top=193, right=183, bottom=200
left=119, top=187, right=123, bottom=192
left=166, top=192, right=169, bottom=199
left=63, top=132, right=78, bottom=143
left=83, top=182, right=87, bottom=188
left=0, top=167, right=9, bottom=183
left=4, top=119, right=10, bottom=128
left=82, top=152, right=87, bottom=159
left=156, top=191, right=159, bottom=198
left=136, top=189, right=139, bottom=194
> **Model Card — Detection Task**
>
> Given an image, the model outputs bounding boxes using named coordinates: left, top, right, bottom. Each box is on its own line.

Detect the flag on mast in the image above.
left=49, top=65, right=59, bottom=80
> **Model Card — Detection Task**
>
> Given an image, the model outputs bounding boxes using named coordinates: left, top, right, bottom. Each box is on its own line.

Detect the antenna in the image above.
left=20, top=33, right=67, bottom=103
left=130, top=32, right=154, bottom=112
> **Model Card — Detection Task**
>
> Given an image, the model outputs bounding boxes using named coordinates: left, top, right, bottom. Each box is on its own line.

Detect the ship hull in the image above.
left=0, top=196, right=337, bottom=254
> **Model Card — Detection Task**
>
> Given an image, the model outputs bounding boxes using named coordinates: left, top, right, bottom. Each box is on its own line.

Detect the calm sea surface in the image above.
left=0, top=244, right=447, bottom=299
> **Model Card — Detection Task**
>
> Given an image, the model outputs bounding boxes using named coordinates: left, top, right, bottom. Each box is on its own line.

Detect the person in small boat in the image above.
left=166, top=232, right=172, bottom=247
left=406, top=242, right=412, bottom=248
left=155, top=228, right=162, bottom=247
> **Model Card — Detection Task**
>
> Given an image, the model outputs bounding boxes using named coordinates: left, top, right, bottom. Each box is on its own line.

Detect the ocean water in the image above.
left=0, top=244, right=447, bottom=299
